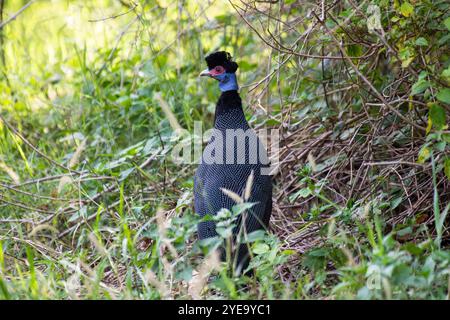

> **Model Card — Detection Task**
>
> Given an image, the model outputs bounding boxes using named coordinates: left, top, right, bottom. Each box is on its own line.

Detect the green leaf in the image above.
left=298, top=188, right=312, bottom=198
left=176, top=266, right=193, bottom=282
left=302, top=248, right=330, bottom=271
left=243, top=230, right=266, bottom=243
left=216, top=225, right=233, bottom=238
left=444, top=158, right=450, bottom=180
left=418, top=146, right=431, bottom=163
left=399, top=47, right=415, bottom=68
left=402, top=57, right=414, bottom=68
left=442, top=66, right=450, bottom=85
left=436, top=88, right=450, bottom=104
left=415, top=37, right=428, bottom=46
left=429, top=103, right=446, bottom=129
left=391, top=196, right=403, bottom=210
left=232, top=202, right=257, bottom=215
left=443, top=133, right=450, bottom=143
left=435, top=141, right=447, bottom=152
left=215, top=14, right=232, bottom=24
left=252, top=243, right=270, bottom=255
left=282, top=249, right=296, bottom=255
left=397, top=227, right=412, bottom=237
left=444, top=17, right=450, bottom=31
left=402, top=242, right=423, bottom=256
left=439, top=33, right=450, bottom=46
left=346, top=44, right=363, bottom=58
left=411, top=79, right=430, bottom=95
left=289, top=187, right=312, bottom=202
left=400, top=2, right=414, bottom=17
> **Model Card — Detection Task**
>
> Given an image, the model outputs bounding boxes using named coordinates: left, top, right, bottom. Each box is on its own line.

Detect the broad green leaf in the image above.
left=400, top=2, right=414, bottom=17
left=298, top=188, right=312, bottom=198
left=444, top=17, right=450, bottom=31
left=402, top=242, right=423, bottom=256
left=429, top=103, right=446, bottom=129
left=243, top=230, right=266, bottom=243
left=442, top=66, right=450, bottom=85
left=397, top=227, right=412, bottom=237
left=411, top=79, right=430, bottom=95
left=216, top=226, right=233, bottom=238
left=415, top=37, right=428, bottom=46
left=399, top=47, right=415, bottom=68
left=436, top=88, right=450, bottom=104
left=252, top=243, right=270, bottom=255
left=214, top=208, right=232, bottom=221
left=289, top=187, right=312, bottom=202
left=435, top=141, right=447, bottom=152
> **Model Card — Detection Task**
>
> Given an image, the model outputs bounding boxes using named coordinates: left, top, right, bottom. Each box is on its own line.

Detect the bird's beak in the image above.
left=199, top=68, right=212, bottom=77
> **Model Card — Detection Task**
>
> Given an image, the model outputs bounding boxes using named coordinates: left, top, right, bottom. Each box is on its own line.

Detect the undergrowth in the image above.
left=0, top=0, right=449, bottom=299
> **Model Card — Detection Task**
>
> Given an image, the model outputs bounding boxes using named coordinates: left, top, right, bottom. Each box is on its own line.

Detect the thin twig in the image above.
left=0, top=0, right=35, bottom=29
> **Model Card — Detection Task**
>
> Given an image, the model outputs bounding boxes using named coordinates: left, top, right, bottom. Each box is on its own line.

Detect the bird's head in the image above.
left=199, top=51, right=239, bottom=92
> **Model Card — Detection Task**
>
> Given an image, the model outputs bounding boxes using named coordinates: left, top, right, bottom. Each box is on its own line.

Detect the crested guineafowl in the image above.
left=194, top=51, right=272, bottom=275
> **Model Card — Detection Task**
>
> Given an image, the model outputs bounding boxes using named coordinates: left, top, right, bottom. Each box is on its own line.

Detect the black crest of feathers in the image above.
left=205, top=51, right=239, bottom=73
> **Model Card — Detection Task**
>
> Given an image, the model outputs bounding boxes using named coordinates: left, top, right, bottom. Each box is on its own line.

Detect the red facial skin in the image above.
left=209, top=65, right=226, bottom=77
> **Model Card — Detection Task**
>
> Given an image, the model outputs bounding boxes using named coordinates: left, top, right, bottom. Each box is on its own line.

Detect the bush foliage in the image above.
left=0, top=0, right=449, bottom=299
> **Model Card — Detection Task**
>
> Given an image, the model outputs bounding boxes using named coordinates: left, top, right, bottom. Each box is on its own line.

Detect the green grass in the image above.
left=0, top=0, right=449, bottom=300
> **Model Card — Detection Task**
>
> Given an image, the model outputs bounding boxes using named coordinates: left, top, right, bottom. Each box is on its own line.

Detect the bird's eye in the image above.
left=215, top=66, right=224, bottom=73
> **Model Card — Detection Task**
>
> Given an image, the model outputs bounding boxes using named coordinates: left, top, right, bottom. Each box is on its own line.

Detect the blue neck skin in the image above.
left=215, top=72, right=239, bottom=92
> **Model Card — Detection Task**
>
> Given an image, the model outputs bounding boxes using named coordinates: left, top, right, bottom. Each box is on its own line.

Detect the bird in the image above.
left=194, top=51, right=272, bottom=275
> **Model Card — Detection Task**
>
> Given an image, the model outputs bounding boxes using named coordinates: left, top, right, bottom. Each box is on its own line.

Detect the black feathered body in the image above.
left=194, top=90, right=272, bottom=272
